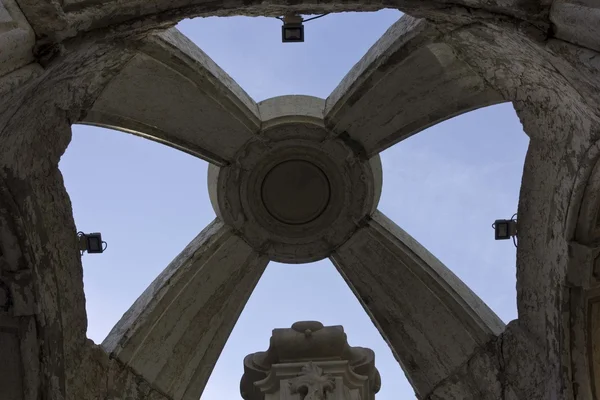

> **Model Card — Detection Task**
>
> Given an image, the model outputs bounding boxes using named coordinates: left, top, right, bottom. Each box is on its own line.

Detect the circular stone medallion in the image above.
left=261, top=160, right=331, bottom=225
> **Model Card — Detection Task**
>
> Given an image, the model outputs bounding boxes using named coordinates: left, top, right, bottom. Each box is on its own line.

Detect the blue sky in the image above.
left=59, top=10, right=529, bottom=399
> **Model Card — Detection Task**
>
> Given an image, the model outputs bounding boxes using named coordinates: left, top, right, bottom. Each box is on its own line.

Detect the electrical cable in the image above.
left=276, top=13, right=330, bottom=23
left=77, top=231, right=85, bottom=256
left=302, top=13, right=330, bottom=22
left=491, top=214, right=518, bottom=248
left=77, top=231, right=108, bottom=254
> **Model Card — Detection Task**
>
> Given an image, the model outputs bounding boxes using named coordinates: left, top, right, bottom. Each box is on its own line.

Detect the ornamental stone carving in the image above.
left=289, top=363, right=336, bottom=400
left=208, top=96, right=382, bottom=264
left=240, top=321, right=381, bottom=400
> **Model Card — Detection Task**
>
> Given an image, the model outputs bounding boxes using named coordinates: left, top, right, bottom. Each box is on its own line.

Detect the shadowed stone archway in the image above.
left=1, top=1, right=600, bottom=399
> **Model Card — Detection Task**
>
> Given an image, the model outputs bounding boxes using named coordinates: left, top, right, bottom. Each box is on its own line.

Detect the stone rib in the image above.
left=324, top=15, right=503, bottom=158
left=102, top=219, right=269, bottom=400
left=82, top=28, right=261, bottom=166
left=330, top=210, right=504, bottom=397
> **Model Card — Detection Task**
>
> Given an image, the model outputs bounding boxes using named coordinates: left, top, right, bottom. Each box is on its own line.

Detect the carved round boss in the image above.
left=208, top=118, right=381, bottom=263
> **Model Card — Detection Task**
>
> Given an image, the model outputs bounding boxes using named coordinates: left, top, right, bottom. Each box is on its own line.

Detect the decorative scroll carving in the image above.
left=289, top=363, right=335, bottom=400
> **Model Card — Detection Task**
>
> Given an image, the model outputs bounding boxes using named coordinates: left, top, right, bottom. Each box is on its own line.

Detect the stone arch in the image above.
left=0, top=1, right=599, bottom=400
left=560, top=138, right=600, bottom=399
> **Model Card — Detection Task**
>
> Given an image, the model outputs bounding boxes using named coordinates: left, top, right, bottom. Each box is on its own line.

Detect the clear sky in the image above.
left=59, top=10, right=530, bottom=399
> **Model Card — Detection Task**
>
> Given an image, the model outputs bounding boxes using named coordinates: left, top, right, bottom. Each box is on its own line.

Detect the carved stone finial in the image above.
left=240, top=321, right=381, bottom=400
left=291, top=321, right=323, bottom=333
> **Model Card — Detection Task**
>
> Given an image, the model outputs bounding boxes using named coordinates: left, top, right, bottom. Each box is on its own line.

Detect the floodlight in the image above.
left=279, top=13, right=330, bottom=43
left=282, top=14, right=304, bottom=43
left=78, top=232, right=107, bottom=254
left=493, top=219, right=517, bottom=240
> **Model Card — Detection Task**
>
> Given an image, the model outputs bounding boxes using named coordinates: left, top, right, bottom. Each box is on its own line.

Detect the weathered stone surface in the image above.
left=0, top=162, right=87, bottom=400
left=0, top=63, right=42, bottom=98
left=426, top=320, right=565, bottom=400
left=551, top=0, right=600, bottom=53
left=0, top=315, right=25, bottom=400
left=13, top=0, right=551, bottom=43
left=67, top=340, right=171, bottom=400
left=512, top=101, right=600, bottom=399
left=0, top=0, right=35, bottom=78
left=545, top=39, right=600, bottom=115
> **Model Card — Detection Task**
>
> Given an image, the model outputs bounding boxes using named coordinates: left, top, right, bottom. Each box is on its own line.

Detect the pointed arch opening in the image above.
left=379, top=102, right=529, bottom=324
left=177, top=10, right=403, bottom=102
left=201, top=260, right=413, bottom=399
left=60, top=124, right=214, bottom=343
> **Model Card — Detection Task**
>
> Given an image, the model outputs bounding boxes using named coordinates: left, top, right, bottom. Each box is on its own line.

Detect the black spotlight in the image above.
left=493, top=219, right=517, bottom=240
left=78, top=232, right=107, bottom=254
left=281, top=15, right=304, bottom=43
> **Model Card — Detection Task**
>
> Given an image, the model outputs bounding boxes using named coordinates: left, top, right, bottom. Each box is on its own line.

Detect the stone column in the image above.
left=240, top=321, right=381, bottom=400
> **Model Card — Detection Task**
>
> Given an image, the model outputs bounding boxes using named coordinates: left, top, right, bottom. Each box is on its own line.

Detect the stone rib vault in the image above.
left=0, top=1, right=600, bottom=400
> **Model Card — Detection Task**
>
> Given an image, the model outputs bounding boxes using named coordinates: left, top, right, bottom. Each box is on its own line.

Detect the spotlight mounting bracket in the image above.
left=281, top=14, right=304, bottom=43
left=78, top=231, right=108, bottom=255
left=492, top=213, right=518, bottom=247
